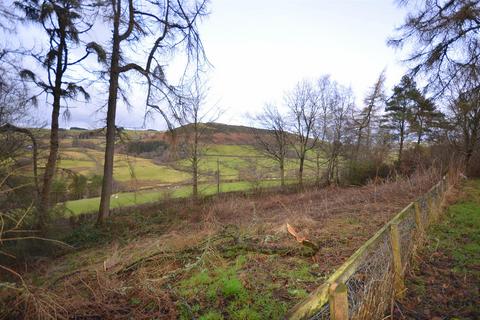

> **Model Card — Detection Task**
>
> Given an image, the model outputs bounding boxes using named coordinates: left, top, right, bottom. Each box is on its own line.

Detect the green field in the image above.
left=48, top=128, right=327, bottom=216
left=64, top=179, right=286, bottom=215
left=59, top=148, right=191, bottom=183
left=58, top=143, right=321, bottom=183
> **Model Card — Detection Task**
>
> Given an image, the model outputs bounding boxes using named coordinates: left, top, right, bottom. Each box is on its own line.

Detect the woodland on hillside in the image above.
left=1, top=0, right=480, bottom=319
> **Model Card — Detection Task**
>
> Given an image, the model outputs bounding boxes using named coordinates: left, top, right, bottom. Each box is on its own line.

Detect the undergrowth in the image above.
left=176, top=254, right=321, bottom=319
left=398, top=179, right=480, bottom=319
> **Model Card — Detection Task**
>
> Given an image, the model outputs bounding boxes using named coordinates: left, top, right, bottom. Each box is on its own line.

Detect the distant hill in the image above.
left=152, top=122, right=273, bottom=145
left=56, top=122, right=279, bottom=148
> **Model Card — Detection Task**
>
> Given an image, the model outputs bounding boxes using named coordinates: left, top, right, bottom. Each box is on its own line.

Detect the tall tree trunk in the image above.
left=192, top=123, right=199, bottom=199
left=398, top=133, right=404, bottom=163
left=327, top=157, right=333, bottom=185
left=38, top=99, right=60, bottom=229
left=279, top=157, right=285, bottom=188
left=355, top=129, right=362, bottom=161
left=298, top=155, right=304, bottom=187
left=97, top=10, right=121, bottom=225
left=38, top=29, right=66, bottom=231
left=398, top=117, right=406, bottom=163
left=315, top=152, right=321, bottom=185
left=464, top=126, right=477, bottom=169
left=192, top=155, right=198, bottom=199
left=416, top=132, right=422, bottom=146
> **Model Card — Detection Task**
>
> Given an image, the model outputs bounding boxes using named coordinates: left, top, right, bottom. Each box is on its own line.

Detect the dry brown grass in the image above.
left=0, top=168, right=443, bottom=319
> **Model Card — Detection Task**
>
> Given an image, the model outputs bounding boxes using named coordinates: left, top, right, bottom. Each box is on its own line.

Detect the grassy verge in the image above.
left=396, top=179, right=480, bottom=319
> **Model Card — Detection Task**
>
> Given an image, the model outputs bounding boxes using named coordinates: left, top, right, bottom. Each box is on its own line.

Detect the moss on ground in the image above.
left=176, top=254, right=322, bottom=319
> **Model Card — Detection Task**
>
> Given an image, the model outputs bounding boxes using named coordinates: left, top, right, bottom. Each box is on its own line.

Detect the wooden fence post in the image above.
left=390, top=222, right=405, bottom=299
left=329, top=282, right=349, bottom=320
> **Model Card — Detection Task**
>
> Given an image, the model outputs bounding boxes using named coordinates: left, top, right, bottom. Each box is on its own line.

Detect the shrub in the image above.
left=345, top=160, right=392, bottom=185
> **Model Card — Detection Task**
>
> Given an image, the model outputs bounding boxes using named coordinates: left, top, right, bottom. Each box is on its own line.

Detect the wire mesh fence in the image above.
left=398, top=208, right=416, bottom=269
left=307, top=303, right=330, bottom=320
left=346, top=231, right=393, bottom=320
left=287, top=176, right=451, bottom=320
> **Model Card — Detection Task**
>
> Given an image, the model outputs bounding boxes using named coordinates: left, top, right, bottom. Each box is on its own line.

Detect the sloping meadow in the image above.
left=1, top=169, right=441, bottom=319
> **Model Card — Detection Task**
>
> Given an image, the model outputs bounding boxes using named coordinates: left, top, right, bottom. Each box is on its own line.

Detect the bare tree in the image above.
left=286, top=80, right=319, bottom=187
left=0, top=17, right=40, bottom=205
left=96, top=0, right=209, bottom=224
left=253, top=104, right=289, bottom=188
left=176, top=83, right=217, bottom=199
left=14, top=0, right=103, bottom=230
left=322, top=82, right=355, bottom=184
left=0, top=1, right=19, bottom=32
left=312, top=76, right=335, bottom=185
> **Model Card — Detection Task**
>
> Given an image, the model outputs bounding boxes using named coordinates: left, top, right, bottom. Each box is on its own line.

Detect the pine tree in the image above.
left=383, top=76, right=418, bottom=163
left=15, top=0, right=104, bottom=230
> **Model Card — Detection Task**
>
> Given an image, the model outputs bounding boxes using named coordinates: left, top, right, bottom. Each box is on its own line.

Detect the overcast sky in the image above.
left=29, top=0, right=410, bottom=130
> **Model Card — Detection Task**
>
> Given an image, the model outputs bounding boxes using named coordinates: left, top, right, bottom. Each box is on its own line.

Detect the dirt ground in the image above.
left=393, top=180, right=480, bottom=320
left=1, top=170, right=441, bottom=319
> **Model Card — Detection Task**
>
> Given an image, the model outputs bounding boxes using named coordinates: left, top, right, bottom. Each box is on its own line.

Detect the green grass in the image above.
left=175, top=254, right=323, bottom=319
left=113, top=159, right=190, bottom=183
left=401, top=179, right=480, bottom=318
left=205, top=145, right=261, bottom=156
left=177, top=254, right=288, bottom=320
left=59, top=143, right=325, bottom=184
left=63, top=179, right=287, bottom=215
left=432, top=179, right=480, bottom=275
left=58, top=159, right=96, bottom=169
left=55, top=138, right=329, bottom=215
left=59, top=148, right=191, bottom=183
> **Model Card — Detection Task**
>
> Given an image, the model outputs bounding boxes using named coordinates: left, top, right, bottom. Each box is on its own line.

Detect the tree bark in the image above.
left=315, top=152, right=321, bottom=185
left=192, top=121, right=199, bottom=199
left=399, top=127, right=405, bottom=163
left=398, top=111, right=407, bottom=164
left=298, top=155, right=304, bottom=187
left=97, top=6, right=121, bottom=225
left=38, top=24, right=66, bottom=231
left=416, top=131, right=422, bottom=146
left=37, top=100, right=60, bottom=229
left=279, top=158, right=285, bottom=188
left=192, top=155, right=198, bottom=199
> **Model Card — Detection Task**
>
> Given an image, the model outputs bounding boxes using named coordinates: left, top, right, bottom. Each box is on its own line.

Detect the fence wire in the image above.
left=417, top=196, right=429, bottom=227
left=398, top=208, right=417, bottom=268
left=346, top=231, right=393, bottom=320
left=308, top=303, right=330, bottom=320
left=304, top=180, right=447, bottom=320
